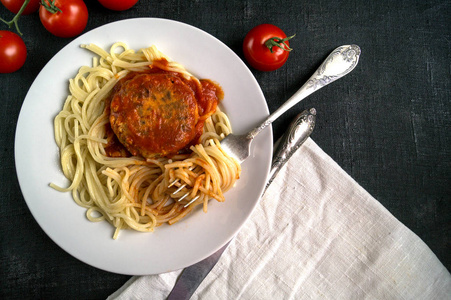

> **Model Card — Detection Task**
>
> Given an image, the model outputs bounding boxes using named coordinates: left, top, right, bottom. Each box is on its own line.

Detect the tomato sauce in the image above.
left=103, top=61, right=223, bottom=158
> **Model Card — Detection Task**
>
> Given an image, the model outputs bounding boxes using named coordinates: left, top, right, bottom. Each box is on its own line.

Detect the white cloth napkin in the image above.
left=109, top=138, right=450, bottom=299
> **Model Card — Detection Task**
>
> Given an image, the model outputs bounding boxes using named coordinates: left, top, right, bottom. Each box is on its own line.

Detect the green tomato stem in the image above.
left=40, top=0, right=62, bottom=14
left=0, top=0, right=32, bottom=35
left=265, top=34, right=296, bottom=53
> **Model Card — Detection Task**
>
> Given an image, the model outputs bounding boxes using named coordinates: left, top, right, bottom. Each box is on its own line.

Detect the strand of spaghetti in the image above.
left=95, top=168, right=126, bottom=212
left=84, top=72, right=127, bottom=125
left=191, top=145, right=222, bottom=183
left=190, top=156, right=224, bottom=202
left=101, top=167, right=138, bottom=212
left=54, top=109, right=69, bottom=148
left=86, top=206, right=106, bottom=222
left=84, top=157, right=113, bottom=212
left=119, top=167, right=142, bottom=204
left=71, top=178, right=92, bottom=207
left=109, top=42, right=131, bottom=58
left=168, top=205, right=195, bottom=225
left=202, top=173, right=211, bottom=212
left=203, top=147, right=230, bottom=189
left=105, top=168, right=117, bottom=199
left=81, top=44, right=109, bottom=59
left=150, top=190, right=171, bottom=212
left=109, top=43, right=129, bottom=74
left=73, top=73, right=91, bottom=96
left=63, top=113, right=88, bottom=141
left=129, top=166, right=161, bottom=195
left=215, top=138, right=241, bottom=180
left=112, top=227, right=121, bottom=240
left=130, top=169, right=161, bottom=203
left=121, top=51, right=146, bottom=62
left=112, top=60, right=152, bottom=69
left=117, top=213, right=155, bottom=232
left=150, top=175, right=171, bottom=206
left=139, top=174, right=164, bottom=216
left=99, top=57, right=113, bottom=71
left=204, top=142, right=237, bottom=189
left=156, top=203, right=182, bottom=223
left=50, top=134, right=87, bottom=192
left=79, top=87, right=101, bottom=129
left=190, top=174, right=205, bottom=198
left=86, top=67, right=115, bottom=82
left=69, top=78, right=88, bottom=102
left=141, top=45, right=169, bottom=62
left=165, top=161, right=194, bottom=169
left=69, top=96, right=83, bottom=117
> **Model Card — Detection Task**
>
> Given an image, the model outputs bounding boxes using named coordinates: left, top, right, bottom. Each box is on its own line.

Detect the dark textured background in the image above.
left=1, top=0, right=449, bottom=299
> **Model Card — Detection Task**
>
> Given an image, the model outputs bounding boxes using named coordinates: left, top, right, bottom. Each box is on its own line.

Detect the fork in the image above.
left=169, top=44, right=361, bottom=206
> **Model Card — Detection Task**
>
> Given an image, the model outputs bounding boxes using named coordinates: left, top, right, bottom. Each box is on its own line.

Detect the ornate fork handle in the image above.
left=247, top=44, right=361, bottom=140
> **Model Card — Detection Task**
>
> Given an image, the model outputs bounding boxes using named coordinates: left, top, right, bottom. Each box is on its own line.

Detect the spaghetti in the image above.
left=51, top=42, right=241, bottom=239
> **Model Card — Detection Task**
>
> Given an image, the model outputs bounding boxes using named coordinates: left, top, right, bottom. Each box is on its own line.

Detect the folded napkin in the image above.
left=109, top=138, right=450, bottom=299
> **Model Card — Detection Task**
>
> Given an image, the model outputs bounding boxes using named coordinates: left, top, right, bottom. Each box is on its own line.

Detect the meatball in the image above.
left=109, top=73, right=199, bottom=158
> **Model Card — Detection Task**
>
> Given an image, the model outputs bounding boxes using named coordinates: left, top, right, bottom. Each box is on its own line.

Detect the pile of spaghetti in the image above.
left=51, top=42, right=241, bottom=239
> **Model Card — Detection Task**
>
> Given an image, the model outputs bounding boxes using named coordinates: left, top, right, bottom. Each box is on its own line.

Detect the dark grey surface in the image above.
left=1, top=1, right=449, bottom=299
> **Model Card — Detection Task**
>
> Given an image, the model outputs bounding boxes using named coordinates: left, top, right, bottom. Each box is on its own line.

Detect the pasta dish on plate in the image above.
left=51, top=42, right=241, bottom=239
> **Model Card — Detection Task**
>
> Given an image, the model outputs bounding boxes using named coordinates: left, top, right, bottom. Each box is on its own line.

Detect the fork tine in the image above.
left=168, top=166, right=194, bottom=188
left=177, top=192, right=190, bottom=202
left=167, top=179, right=179, bottom=188
left=184, top=195, right=200, bottom=207
left=172, top=183, right=187, bottom=195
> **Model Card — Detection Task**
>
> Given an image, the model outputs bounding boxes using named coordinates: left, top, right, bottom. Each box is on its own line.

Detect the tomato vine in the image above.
left=0, top=0, right=31, bottom=35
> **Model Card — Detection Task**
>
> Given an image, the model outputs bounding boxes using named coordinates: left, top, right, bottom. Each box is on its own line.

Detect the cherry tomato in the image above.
left=243, top=24, right=294, bottom=72
left=97, top=0, right=138, bottom=11
left=39, top=0, right=88, bottom=38
left=0, top=30, right=27, bottom=73
left=1, top=0, right=40, bottom=15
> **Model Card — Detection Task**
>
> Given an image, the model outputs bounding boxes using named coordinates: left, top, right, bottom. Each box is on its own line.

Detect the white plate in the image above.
left=14, top=18, right=272, bottom=275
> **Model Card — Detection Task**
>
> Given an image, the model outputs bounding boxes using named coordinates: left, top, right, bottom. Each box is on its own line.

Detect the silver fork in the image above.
left=169, top=44, right=361, bottom=206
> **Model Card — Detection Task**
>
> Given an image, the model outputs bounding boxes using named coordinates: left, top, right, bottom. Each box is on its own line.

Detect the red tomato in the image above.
left=1, top=0, right=40, bottom=15
left=243, top=24, right=294, bottom=72
left=97, top=0, right=138, bottom=11
left=39, top=0, right=88, bottom=38
left=0, top=30, right=27, bottom=73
